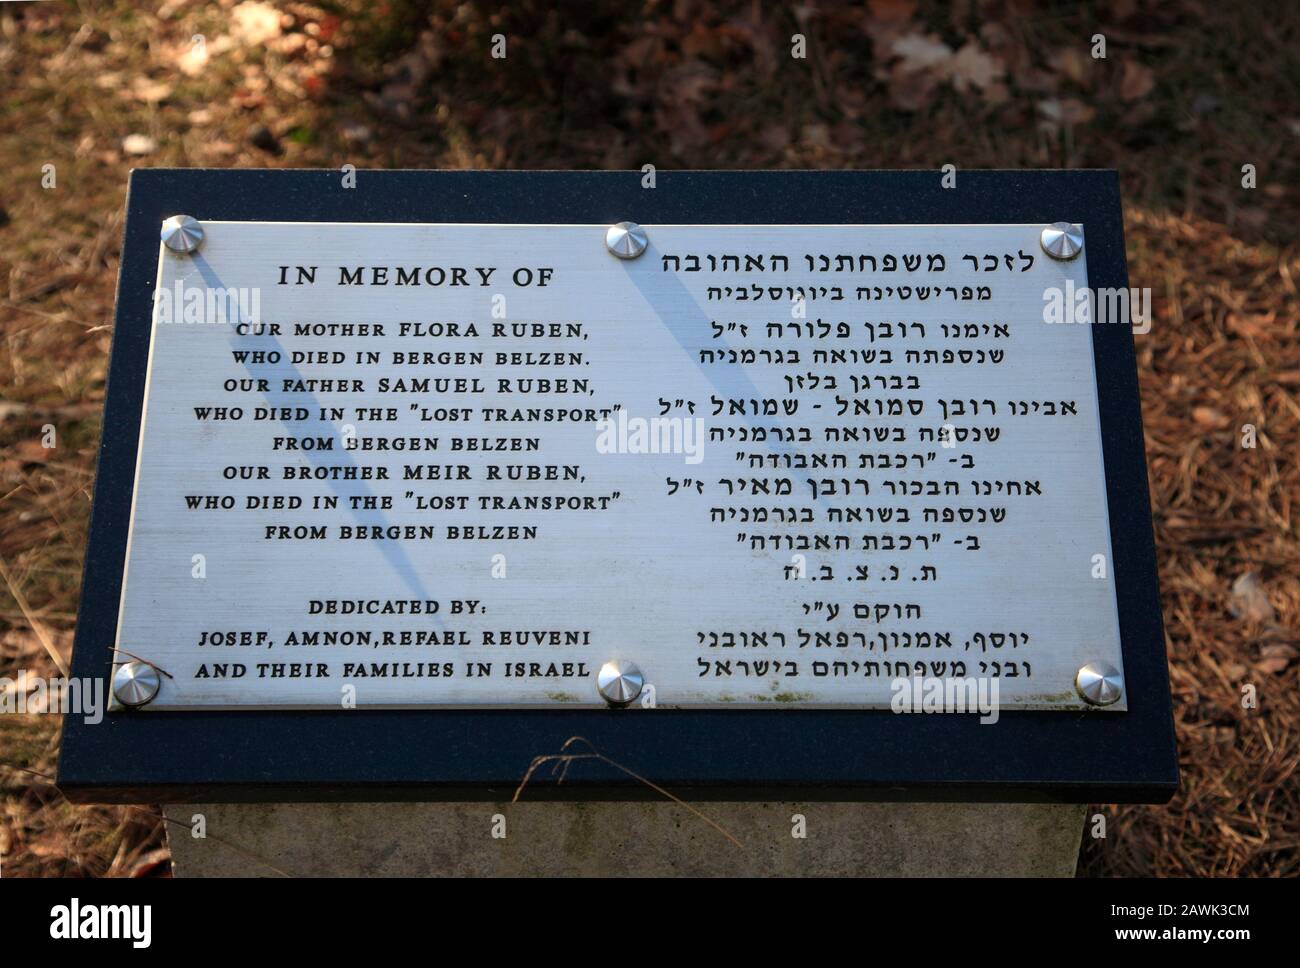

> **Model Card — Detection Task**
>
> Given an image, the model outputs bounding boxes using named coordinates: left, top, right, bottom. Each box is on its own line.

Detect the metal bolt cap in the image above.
left=605, top=221, right=648, bottom=260
left=1040, top=222, right=1084, bottom=261
left=112, top=660, right=161, bottom=707
left=1075, top=661, right=1123, bottom=706
left=161, top=214, right=205, bottom=254
left=597, top=660, right=644, bottom=705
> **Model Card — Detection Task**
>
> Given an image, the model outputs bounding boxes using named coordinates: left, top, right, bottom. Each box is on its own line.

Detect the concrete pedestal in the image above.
left=166, top=801, right=1085, bottom=877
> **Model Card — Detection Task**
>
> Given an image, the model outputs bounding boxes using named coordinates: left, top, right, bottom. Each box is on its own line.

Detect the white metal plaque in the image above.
left=114, top=222, right=1125, bottom=710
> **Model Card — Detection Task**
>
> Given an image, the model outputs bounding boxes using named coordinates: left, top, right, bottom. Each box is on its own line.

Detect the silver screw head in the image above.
left=1074, top=661, right=1123, bottom=706
left=605, top=221, right=648, bottom=260
left=1040, top=222, right=1084, bottom=261
left=112, top=660, right=161, bottom=708
left=597, top=660, right=644, bottom=706
left=161, top=214, right=205, bottom=254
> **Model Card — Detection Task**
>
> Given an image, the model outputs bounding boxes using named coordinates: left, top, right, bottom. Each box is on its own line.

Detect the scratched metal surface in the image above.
left=113, top=222, right=1125, bottom=710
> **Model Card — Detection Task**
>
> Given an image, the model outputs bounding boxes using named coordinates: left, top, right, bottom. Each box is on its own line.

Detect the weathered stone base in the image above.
left=165, top=801, right=1085, bottom=877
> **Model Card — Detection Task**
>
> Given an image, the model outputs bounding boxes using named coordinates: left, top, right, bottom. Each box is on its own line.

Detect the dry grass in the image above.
left=0, top=0, right=1296, bottom=876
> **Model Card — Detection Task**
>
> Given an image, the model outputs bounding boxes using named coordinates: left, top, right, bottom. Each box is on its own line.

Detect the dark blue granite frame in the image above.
left=57, top=169, right=1178, bottom=803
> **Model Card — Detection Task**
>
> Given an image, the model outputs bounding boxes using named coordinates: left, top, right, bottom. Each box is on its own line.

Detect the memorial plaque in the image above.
left=119, top=221, right=1122, bottom=710
left=59, top=170, right=1178, bottom=801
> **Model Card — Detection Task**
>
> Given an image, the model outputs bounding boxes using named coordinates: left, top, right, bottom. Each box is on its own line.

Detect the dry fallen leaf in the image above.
left=1192, top=406, right=1230, bottom=428
left=1052, top=46, right=1092, bottom=86
left=891, top=32, right=953, bottom=73
left=886, top=60, right=943, bottom=111
left=230, top=1, right=284, bottom=47
left=1257, top=644, right=1297, bottom=674
left=867, top=0, right=917, bottom=24
left=121, top=133, right=156, bottom=156
left=130, top=76, right=173, bottom=104
left=1120, top=59, right=1156, bottom=101
left=1229, top=571, right=1276, bottom=625
left=14, top=439, right=50, bottom=464
left=949, top=41, right=1004, bottom=93
left=1038, top=97, right=1096, bottom=126
left=177, top=42, right=210, bottom=78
